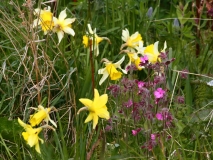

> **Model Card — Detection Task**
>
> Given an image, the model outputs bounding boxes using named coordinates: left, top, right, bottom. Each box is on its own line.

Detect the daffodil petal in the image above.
left=57, top=31, right=64, bottom=44
left=48, top=117, right=57, bottom=128
left=53, top=17, right=58, bottom=24
left=28, top=134, right=37, bottom=147
left=118, top=66, right=127, bottom=74
left=122, top=28, right=129, bottom=42
left=38, top=105, right=45, bottom=110
left=79, top=98, right=93, bottom=108
left=39, top=137, right=44, bottom=144
left=87, top=24, right=94, bottom=34
left=59, top=8, right=67, bottom=21
left=92, top=114, right=99, bottom=129
left=94, top=46, right=99, bottom=56
left=94, top=89, right=100, bottom=99
left=84, top=112, right=93, bottom=123
left=18, top=118, right=26, bottom=127
left=93, top=93, right=107, bottom=109
left=132, top=53, right=138, bottom=60
left=96, top=107, right=110, bottom=119
left=35, top=143, right=41, bottom=154
left=33, top=19, right=41, bottom=28
left=99, top=70, right=109, bottom=85
left=162, top=41, right=167, bottom=52
left=34, top=8, right=41, bottom=15
left=98, top=68, right=105, bottom=74
left=113, top=56, right=125, bottom=68
left=154, top=41, right=159, bottom=54
left=98, top=94, right=108, bottom=107
left=22, top=132, right=29, bottom=141
left=63, top=27, right=75, bottom=36
left=63, top=18, right=75, bottom=26
left=18, top=118, right=31, bottom=129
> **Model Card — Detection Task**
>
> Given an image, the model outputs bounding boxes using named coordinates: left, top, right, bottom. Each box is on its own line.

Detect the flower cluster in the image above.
left=18, top=105, right=57, bottom=154
left=33, top=7, right=75, bottom=44
left=104, top=29, right=180, bottom=151
left=93, top=28, right=168, bottom=85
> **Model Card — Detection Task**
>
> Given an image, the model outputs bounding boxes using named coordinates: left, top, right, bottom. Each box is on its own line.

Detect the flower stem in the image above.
left=89, top=39, right=95, bottom=96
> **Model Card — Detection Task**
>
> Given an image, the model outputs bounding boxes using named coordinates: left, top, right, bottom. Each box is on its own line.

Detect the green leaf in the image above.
left=176, top=120, right=186, bottom=134
left=0, top=117, right=22, bottom=141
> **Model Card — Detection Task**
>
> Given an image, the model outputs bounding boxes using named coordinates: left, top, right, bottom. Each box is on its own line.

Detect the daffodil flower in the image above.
left=124, top=41, right=145, bottom=70
left=83, top=24, right=110, bottom=56
left=53, top=8, right=75, bottom=44
left=29, top=105, right=57, bottom=128
left=78, top=89, right=110, bottom=129
left=144, top=41, right=167, bottom=64
left=126, top=53, right=143, bottom=70
left=18, top=118, right=44, bottom=154
left=98, top=56, right=127, bottom=85
left=33, top=6, right=54, bottom=34
left=120, top=28, right=142, bottom=50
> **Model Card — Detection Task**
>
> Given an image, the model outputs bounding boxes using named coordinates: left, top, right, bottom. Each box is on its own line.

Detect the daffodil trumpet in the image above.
left=29, top=105, right=57, bottom=128
left=33, top=6, right=54, bottom=34
left=98, top=56, right=127, bottom=85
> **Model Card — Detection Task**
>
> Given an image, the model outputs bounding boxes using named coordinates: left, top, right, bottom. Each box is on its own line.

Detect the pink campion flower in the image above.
left=156, top=108, right=173, bottom=127
left=105, top=125, right=112, bottom=132
left=177, top=96, right=185, bottom=104
left=156, top=113, right=163, bottom=120
left=151, top=134, right=156, bottom=140
left=132, top=128, right=142, bottom=136
left=180, top=69, right=188, bottom=79
left=154, top=75, right=165, bottom=85
left=140, top=55, right=148, bottom=63
left=138, top=81, right=145, bottom=89
left=132, top=130, right=138, bottom=136
left=154, top=88, right=165, bottom=99
left=123, top=99, right=133, bottom=108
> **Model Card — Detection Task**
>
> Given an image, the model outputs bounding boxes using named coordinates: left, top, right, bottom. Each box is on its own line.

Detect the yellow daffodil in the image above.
left=53, top=8, right=75, bottom=44
left=144, top=41, right=167, bottom=64
left=127, top=53, right=143, bottom=70
left=18, top=118, right=44, bottom=154
left=120, top=28, right=142, bottom=50
left=98, top=56, right=127, bottom=85
left=125, top=41, right=145, bottom=70
left=83, top=24, right=110, bottom=56
left=33, top=6, right=54, bottom=34
left=29, top=105, right=57, bottom=128
left=78, top=89, right=110, bottom=129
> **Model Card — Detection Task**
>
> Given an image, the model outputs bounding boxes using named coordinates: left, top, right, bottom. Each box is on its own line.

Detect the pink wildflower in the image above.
left=138, top=81, right=145, bottom=89
left=151, top=134, right=156, bottom=140
left=154, top=88, right=165, bottom=99
left=156, top=113, right=163, bottom=120
left=123, top=99, right=133, bottom=108
left=132, top=128, right=142, bottom=136
left=140, top=55, right=148, bottom=63
left=180, top=69, right=188, bottom=79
